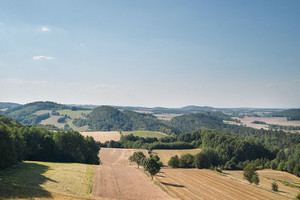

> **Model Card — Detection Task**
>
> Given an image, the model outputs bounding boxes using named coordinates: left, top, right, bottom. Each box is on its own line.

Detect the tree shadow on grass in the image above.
left=0, top=162, right=53, bottom=199
left=161, top=182, right=185, bottom=188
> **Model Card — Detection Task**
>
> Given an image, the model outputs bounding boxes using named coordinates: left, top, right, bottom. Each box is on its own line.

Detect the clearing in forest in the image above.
left=92, top=148, right=173, bottom=200
left=122, top=130, right=168, bottom=139
left=152, top=149, right=202, bottom=165
left=0, top=161, right=94, bottom=199
left=155, top=168, right=290, bottom=200
left=80, top=131, right=121, bottom=143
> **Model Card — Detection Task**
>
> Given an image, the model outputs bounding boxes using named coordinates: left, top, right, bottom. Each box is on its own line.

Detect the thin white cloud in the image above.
left=41, top=26, right=50, bottom=32
left=80, top=43, right=86, bottom=47
left=33, top=56, right=54, bottom=61
left=4, top=79, right=53, bottom=86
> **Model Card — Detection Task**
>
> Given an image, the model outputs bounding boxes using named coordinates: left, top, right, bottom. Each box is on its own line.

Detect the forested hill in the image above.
left=270, top=109, right=300, bottom=120
left=4, top=101, right=70, bottom=124
left=81, top=106, right=175, bottom=133
left=0, top=102, right=20, bottom=109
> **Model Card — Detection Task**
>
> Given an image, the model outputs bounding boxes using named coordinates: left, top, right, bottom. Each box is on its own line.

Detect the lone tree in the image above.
left=129, top=152, right=146, bottom=168
left=143, top=157, right=161, bottom=180
left=168, top=155, right=179, bottom=168
left=243, top=164, right=259, bottom=184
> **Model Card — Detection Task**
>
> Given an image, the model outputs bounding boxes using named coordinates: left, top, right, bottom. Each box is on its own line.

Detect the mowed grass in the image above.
left=152, top=149, right=202, bottom=166
left=0, top=161, right=94, bottom=199
left=122, top=131, right=168, bottom=139
left=57, top=109, right=92, bottom=119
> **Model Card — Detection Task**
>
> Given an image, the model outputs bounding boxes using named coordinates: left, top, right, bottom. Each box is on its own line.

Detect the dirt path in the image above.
left=155, top=168, right=291, bottom=200
left=92, top=148, right=173, bottom=200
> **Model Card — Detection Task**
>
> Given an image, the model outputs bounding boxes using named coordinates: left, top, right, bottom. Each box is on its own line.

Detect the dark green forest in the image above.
left=0, top=116, right=100, bottom=170
left=270, top=109, right=300, bottom=120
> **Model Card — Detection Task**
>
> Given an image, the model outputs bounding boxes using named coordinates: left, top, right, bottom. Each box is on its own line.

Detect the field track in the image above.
left=155, top=168, right=291, bottom=200
left=92, top=148, right=173, bottom=200
left=80, top=131, right=121, bottom=143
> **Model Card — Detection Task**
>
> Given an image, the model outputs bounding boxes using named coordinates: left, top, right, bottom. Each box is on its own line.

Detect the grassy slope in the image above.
left=122, top=130, right=168, bottom=139
left=152, top=149, right=202, bottom=165
left=0, top=161, right=94, bottom=199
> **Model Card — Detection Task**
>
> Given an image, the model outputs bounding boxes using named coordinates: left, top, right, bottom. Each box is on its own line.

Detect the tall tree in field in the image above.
left=129, top=152, right=146, bottom=168
left=243, top=164, right=259, bottom=184
left=143, top=157, right=161, bottom=180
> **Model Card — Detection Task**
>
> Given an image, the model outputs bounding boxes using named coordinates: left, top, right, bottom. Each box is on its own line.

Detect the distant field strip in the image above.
left=155, top=168, right=289, bottom=200
left=80, top=131, right=121, bottom=143
left=122, top=130, right=168, bottom=138
left=153, top=149, right=202, bottom=165
left=0, top=161, right=94, bottom=199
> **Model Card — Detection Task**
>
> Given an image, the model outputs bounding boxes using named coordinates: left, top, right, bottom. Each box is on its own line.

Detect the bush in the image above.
left=271, top=182, right=278, bottom=191
left=297, top=193, right=300, bottom=200
left=243, top=164, right=258, bottom=184
left=178, top=154, right=194, bottom=168
left=194, top=152, right=210, bottom=169
left=168, top=155, right=179, bottom=168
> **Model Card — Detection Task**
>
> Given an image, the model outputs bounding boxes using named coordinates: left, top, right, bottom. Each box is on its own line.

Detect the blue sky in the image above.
left=0, top=0, right=299, bottom=108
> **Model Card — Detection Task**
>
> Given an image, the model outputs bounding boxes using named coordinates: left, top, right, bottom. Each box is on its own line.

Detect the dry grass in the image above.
left=223, top=169, right=300, bottom=199
left=80, top=131, right=121, bottom=143
left=92, top=148, right=173, bottom=200
left=234, top=116, right=300, bottom=128
left=155, top=168, right=290, bottom=200
left=154, top=114, right=182, bottom=121
left=152, top=149, right=202, bottom=166
left=0, top=161, right=95, bottom=199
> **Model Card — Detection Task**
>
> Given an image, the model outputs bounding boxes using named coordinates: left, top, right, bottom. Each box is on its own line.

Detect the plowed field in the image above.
left=80, top=131, right=120, bottom=143
left=224, top=169, right=300, bottom=199
left=155, top=168, right=290, bottom=200
left=92, top=148, right=173, bottom=200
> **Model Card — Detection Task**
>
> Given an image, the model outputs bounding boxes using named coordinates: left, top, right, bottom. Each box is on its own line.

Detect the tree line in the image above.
left=0, top=116, right=100, bottom=170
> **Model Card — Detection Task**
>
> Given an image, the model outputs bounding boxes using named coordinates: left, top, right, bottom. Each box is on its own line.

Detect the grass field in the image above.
left=122, top=131, right=168, bottom=139
left=57, top=109, right=92, bottom=119
left=155, top=168, right=289, bottom=200
left=152, top=149, right=202, bottom=166
left=0, top=161, right=94, bottom=199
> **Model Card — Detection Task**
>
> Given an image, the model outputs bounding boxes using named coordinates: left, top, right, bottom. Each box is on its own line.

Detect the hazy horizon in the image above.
left=1, top=1, right=300, bottom=108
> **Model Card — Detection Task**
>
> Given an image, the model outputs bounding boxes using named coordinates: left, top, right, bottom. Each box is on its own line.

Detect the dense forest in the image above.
left=75, top=106, right=175, bottom=133
left=0, top=116, right=100, bottom=170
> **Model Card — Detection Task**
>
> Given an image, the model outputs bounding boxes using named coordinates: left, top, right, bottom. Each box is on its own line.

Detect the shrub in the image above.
left=168, top=155, right=179, bottom=168
left=271, top=182, right=278, bottom=191
left=194, top=152, right=210, bottom=169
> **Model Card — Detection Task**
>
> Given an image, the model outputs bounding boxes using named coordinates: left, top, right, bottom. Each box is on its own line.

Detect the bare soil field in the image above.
left=80, top=131, right=121, bottom=143
left=152, top=149, right=202, bottom=166
left=155, top=168, right=290, bottom=200
left=224, top=169, right=300, bottom=199
left=92, top=148, right=173, bottom=200
left=234, top=116, right=300, bottom=128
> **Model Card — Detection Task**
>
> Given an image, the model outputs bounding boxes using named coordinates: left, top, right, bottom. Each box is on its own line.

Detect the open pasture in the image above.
left=155, top=168, right=290, bottom=200
left=122, top=130, right=168, bottom=139
left=224, top=169, right=300, bottom=199
left=0, top=161, right=94, bottom=199
left=80, top=131, right=121, bottom=143
left=152, top=149, right=202, bottom=165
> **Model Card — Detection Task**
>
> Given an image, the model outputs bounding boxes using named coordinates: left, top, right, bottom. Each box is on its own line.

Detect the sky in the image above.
left=0, top=0, right=299, bottom=108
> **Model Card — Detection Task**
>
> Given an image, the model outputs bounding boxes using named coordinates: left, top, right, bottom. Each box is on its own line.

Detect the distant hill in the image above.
left=0, top=102, right=20, bottom=109
left=271, top=109, right=300, bottom=120
left=4, top=101, right=69, bottom=124
left=81, top=106, right=175, bottom=133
